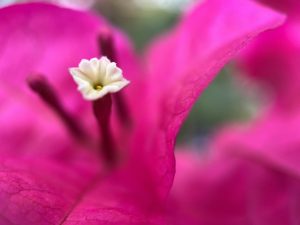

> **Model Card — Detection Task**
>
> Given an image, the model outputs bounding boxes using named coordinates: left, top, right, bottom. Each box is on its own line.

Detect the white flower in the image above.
left=69, top=57, right=130, bottom=101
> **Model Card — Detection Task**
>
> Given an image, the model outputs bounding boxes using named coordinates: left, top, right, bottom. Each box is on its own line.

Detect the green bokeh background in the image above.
left=96, top=0, right=260, bottom=146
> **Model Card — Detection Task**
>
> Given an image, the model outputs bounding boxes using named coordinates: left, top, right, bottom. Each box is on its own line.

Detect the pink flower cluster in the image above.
left=0, top=0, right=297, bottom=224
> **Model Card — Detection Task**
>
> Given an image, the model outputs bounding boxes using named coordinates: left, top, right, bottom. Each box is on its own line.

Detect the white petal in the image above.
left=104, top=63, right=123, bottom=84
left=98, top=56, right=111, bottom=83
left=69, top=68, right=92, bottom=83
left=79, top=59, right=98, bottom=81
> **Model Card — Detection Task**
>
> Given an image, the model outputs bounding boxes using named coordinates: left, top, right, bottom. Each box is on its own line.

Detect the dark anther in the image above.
left=27, top=74, right=87, bottom=141
left=98, top=27, right=116, bottom=62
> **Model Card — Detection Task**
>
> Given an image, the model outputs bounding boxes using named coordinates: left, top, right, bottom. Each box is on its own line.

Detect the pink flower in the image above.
left=238, top=0, right=300, bottom=111
left=169, top=2, right=300, bottom=225
left=231, top=0, right=300, bottom=179
left=169, top=145, right=300, bottom=225
left=188, top=92, right=300, bottom=225
left=0, top=1, right=284, bottom=224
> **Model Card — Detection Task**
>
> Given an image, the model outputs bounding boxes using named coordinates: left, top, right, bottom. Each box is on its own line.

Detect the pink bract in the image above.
left=181, top=1, right=300, bottom=224
left=169, top=149, right=300, bottom=225
left=0, top=1, right=284, bottom=224
left=235, top=0, right=300, bottom=172
left=238, top=19, right=300, bottom=111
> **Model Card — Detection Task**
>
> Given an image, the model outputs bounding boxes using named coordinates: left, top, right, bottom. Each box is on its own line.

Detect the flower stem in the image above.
left=92, top=94, right=117, bottom=167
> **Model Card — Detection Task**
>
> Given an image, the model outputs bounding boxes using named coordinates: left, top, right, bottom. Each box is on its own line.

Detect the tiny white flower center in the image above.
left=69, top=56, right=130, bottom=101
left=94, top=84, right=103, bottom=90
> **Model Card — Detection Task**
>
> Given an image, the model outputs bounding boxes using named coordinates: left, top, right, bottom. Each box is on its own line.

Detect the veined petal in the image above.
left=0, top=3, right=140, bottom=155
left=146, top=0, right=285, bottom=135
left=0, top=3, right=171, bottom=217
left=142, top=0, right=285, bottom=200
left=0, top=155, right=100, bottom=225
left=61, top=168, right=167, bottom=225
left=0, top=155, right=166, bottom=225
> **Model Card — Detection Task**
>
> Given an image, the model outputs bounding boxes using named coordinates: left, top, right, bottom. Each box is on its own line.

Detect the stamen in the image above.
left=98, top=28, right=132, bottom=127
left=98, top=27, right=116, bottom=62
left=27, top=74, right=87, bottom=141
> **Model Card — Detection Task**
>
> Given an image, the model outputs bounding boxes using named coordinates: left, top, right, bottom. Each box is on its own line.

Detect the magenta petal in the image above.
left=147, top=0, right=285, bottom=137
left=213, top=109, right=300, bottom=179
left=61, top=169, right=166, bottom=225
left=0, top=3, right=141, bottom=155
left=0, top=157, right=166, bottom=224
left=0, top=3, right=165, bottom=212
left=169, top=151, right=300, bottom=225
left=238, top=19, right=300, bottom=110
left=0, top=3, right=102, bottom=100
left=141, top=0, right=285, bottom=201
left=0, top=156, right=100, bottom=225
left=0, top=3, right=102, bottom=155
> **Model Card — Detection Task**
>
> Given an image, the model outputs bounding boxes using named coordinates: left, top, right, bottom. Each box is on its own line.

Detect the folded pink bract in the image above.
left=0, top=1, right=285, bottom=224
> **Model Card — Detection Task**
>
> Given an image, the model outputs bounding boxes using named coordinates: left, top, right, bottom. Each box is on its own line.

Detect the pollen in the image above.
left=69, top=56, right=130, bottom=101
left=94, top=84, right=103, bottom=90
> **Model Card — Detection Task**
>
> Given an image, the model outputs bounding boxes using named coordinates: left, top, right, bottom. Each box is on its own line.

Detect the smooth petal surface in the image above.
left=258, top=0, right=300, bottom=17
left=0, top=3, right=102, bottom=156
left=142, top=0, right=285, bottom=200
left=0, top=3, right=141, bottom=156
left=212, top=109, right=300, bottom=180
left=238, top=18, right=300, bottom=111
left=168, top=151, right=300, bottom=225
left=147, top=0, right=285, bottom=136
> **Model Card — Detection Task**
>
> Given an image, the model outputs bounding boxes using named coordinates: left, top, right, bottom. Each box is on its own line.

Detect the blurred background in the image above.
left=0, top=0, right=264, bottom=147
left=92, top=0, right=263, bottom=147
